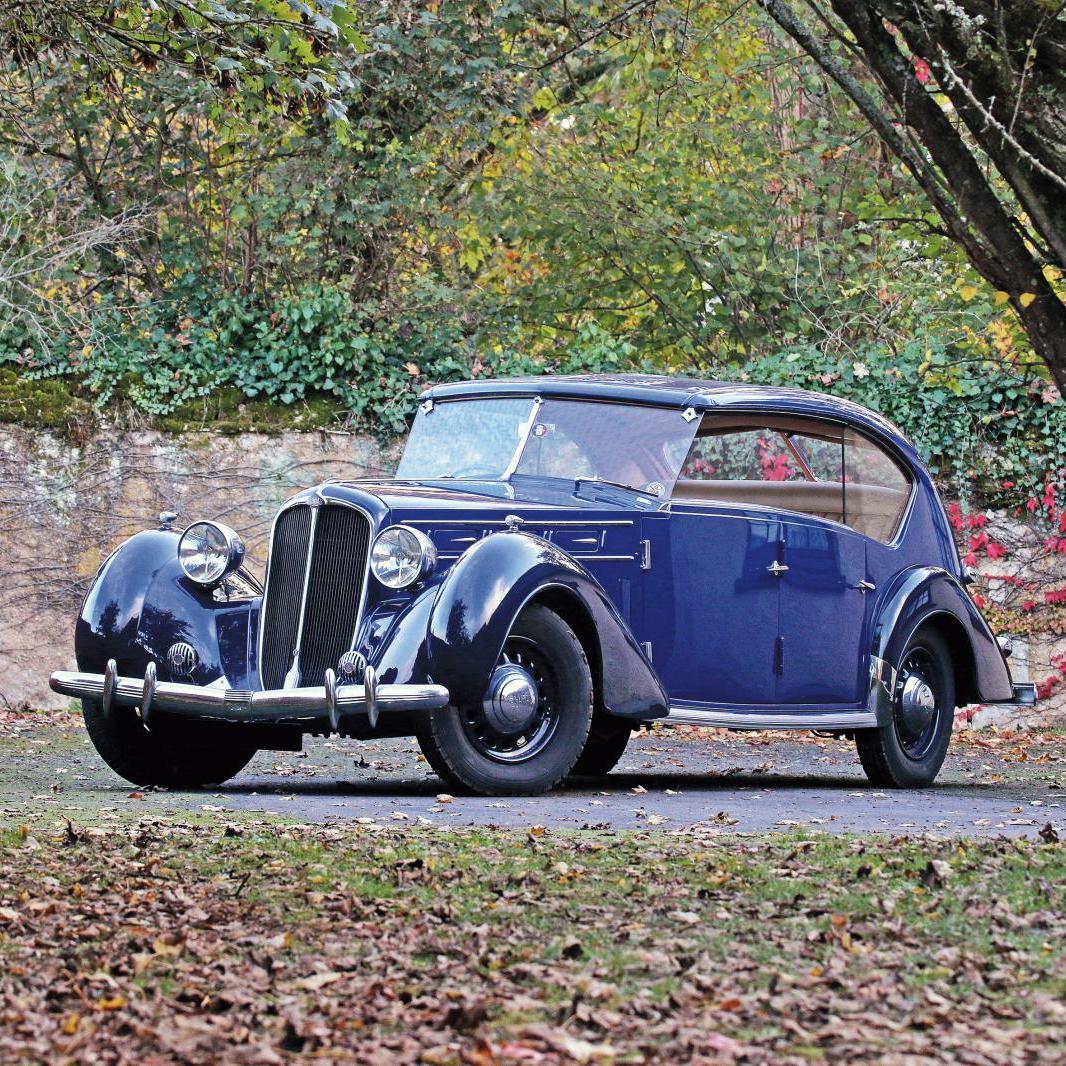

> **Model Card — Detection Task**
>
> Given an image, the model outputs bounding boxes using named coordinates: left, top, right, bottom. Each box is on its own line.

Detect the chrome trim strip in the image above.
left=49, top=667, right=448, bottom=730
left=664, top=706, right=878, bottom=730
left=403, top=518, right=635, bottom=528
left=437, top=552, right=636, bottom=563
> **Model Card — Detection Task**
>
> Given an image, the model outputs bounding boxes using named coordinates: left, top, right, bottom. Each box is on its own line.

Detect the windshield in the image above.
left=396, top=398, right=535, bottom=480
left=397, top=396, right=698, bottom=499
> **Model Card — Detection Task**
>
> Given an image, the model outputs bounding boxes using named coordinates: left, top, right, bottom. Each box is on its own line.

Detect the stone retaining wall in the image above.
left=0, top=426, right=398, bottom=709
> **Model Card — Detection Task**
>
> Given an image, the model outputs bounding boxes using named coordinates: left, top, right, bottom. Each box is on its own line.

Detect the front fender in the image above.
left=75, top=529, right=260, bottom=690
left=870, top=565, right=1012, bottom=703
left=425, top=531, right=668, bottom=719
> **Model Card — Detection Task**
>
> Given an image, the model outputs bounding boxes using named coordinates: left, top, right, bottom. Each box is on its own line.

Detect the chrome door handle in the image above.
left=852, top=580, right=876, bottom=593
left=767, top=561, right=789, bottom=576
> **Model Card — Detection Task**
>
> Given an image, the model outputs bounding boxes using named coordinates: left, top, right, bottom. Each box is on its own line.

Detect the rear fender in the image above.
left=870, top=566, right=1013, bottom=705
left=426, top=531, right=668, bottom=719
left=74, top=529, right=260, bottom=690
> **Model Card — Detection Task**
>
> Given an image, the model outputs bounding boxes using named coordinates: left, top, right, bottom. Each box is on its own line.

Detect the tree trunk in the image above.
left=759, top=0, right=1066, bottom=396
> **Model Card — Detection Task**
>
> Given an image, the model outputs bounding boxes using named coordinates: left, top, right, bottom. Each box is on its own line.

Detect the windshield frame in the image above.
left=397, top=394, right=698, bottom=505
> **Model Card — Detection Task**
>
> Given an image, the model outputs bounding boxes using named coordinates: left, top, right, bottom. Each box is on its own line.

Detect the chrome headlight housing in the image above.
left=370, top=525, right=436, bottom=589
left=178, top=521, right=245, bottom=585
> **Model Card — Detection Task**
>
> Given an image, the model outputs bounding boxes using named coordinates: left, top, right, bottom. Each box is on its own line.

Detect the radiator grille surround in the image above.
left=259, top=501, right=372, bottom=690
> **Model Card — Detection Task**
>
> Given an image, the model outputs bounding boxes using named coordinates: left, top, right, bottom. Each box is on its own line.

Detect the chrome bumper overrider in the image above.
left=49, top=659, right=450, bottom=732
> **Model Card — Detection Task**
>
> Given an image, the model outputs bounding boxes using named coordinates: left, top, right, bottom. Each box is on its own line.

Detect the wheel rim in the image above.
left=893, top=646, right=941, bottom=760
left=460, top=637, right=560, bottom=763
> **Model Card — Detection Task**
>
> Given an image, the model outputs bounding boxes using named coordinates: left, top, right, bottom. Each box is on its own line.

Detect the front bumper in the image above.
left=49, top=659, right=450, bottom=732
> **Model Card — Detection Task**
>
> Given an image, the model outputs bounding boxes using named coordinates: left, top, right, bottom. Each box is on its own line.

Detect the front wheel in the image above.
left=83, top=699, right=257, bottom=788
left=416, top=604, right=593, bottom=795
left=855, top=627, right=955, bottom=788
left=568, top=716, right=633, bottom=778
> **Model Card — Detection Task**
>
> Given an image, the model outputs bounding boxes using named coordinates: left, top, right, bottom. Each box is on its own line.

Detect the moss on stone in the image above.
left=0, top=368, right=98, bottom=440
left=0, top=369, right=354, bottom=440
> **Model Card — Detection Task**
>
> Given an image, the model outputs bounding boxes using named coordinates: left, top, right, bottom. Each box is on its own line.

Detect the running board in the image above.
left=664, top=706, right=878, bottom=731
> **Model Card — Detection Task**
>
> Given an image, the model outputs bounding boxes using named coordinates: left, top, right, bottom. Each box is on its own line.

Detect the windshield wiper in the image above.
left=573, top=476, right=654, bottom=499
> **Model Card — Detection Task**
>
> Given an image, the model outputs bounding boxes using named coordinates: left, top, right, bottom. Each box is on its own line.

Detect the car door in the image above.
left=775, top=516, right=869, bottom=704
left=643, top=506, right=781, bottom=705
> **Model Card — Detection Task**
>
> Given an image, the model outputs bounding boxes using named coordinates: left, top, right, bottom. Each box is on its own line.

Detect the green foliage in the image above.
left=1, top=275, right=655, bottom=436
left=5, top=277, right=1063, bottom=510
left=2, top=1, right=365, bottom=126
left=1, top=0, right=1063, bottom=504
left=751, top=340, right=1066, bottom=498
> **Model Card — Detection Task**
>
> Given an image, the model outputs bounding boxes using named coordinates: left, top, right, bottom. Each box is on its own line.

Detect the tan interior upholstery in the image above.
left=670, top=479, right=908, bottom=541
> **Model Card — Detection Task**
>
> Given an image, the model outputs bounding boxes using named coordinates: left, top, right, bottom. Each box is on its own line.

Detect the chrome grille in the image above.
left=259, top=502, right=371, bottom=689
left=299, top=505, right=371, bottom=687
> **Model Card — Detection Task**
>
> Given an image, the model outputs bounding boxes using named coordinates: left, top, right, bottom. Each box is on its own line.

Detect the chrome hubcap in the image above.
left=482, top=664, right=540, bottom=736
left=894, top=646, right=941, bottom=760
left=461, top=640, right=559, bottom=763
left=899, top=675, right=936, bottom=735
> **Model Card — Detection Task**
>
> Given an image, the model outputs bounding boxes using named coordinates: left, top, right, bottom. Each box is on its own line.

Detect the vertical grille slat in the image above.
left=259, top=502, right=370, bottom=690
left=259, top=505, right=313, bottom=690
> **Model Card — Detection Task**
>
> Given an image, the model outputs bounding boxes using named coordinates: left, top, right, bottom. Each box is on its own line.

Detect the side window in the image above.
left=842, top=429, right=911, bottom=542
left=681, top=428, right=808, bottom=482
left=672, top=416, right=912, bottom=542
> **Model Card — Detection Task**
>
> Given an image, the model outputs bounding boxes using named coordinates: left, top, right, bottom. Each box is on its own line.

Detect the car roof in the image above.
left=422, top=373, right=917, bottom=460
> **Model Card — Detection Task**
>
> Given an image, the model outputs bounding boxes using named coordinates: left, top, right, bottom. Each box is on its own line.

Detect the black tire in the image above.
left=569, top=715, right=633, bottom=778
left=855, top=627, right=955, bottom=788
left=82, top=699, right=257, bottom=788
left=416, top=604, right=593, bottom=795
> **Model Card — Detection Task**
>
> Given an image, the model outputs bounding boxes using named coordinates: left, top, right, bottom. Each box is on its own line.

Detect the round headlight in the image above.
left=178, top=521, right=245, bottom=585
left=370, top=525, right=436, bottom=589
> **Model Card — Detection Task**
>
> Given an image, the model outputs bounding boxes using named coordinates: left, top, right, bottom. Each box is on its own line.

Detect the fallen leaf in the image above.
left=292, top=971, right=346, bottom=991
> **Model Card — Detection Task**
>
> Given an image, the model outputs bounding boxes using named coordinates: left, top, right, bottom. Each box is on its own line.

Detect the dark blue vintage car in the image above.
left=51, top=375, right=1034, bottom=794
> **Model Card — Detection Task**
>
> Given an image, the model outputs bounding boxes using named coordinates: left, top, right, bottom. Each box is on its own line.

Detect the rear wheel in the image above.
left=569, top=716, right=633, bottom=778
left=83, top=699, right=256, bottom=788
left=416, top=604, right=593, bottom=795
left=855, top=627, right=955, bottom=788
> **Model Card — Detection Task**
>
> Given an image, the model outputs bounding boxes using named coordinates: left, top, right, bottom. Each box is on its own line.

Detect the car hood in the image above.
left=312, top=477, right=652, bottom=514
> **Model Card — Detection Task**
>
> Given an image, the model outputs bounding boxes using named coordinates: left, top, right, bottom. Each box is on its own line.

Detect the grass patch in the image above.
left=0, top=821, right=1062, bottom=1063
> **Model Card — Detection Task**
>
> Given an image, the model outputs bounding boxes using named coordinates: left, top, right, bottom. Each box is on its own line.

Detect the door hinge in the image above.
left=774, top=636, right=785, bottom=676
left=639, top=539, right=652, bottom=570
